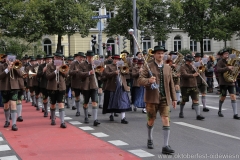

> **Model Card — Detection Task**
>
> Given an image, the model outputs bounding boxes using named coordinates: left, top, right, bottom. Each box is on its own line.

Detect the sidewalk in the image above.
left=0, top=102, right=140, bottom=160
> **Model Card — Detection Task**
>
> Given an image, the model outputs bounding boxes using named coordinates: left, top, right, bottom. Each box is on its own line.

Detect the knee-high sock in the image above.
left=76, top=101, right=80, bottom=112
left=163, top=126, right=170, bottom=147
left=147, top=123, right=154, bottom=140
left=84, top=108, right=88, bottom=118
left=43, top=103, right=48, bottom=113
left=4, top=108, right=10, bottom=122
left=27, top=91, right=30, bottom=101
left=50, top=109, right=55, bottom=121
left=72, top=97, right=76, bottom=106
left=11, top=110, right=17, bottom=125
left=202, top=96, right=206, bottom=108
left=219, top=100, right=224, bottom=112
left=92, top=106, right=98, bottom=120
left=180, top=103, right=185, bottom=113
left=98, top=93, right=102, bottom=106
left=59, top=108, right=65, bottom=123
left=193, top=103, right=200, bottom=115
left=121, top=112, right=125, bottom=119
left=231, top=100, right=237, bottom=115
left=17, top=103, right=22, bottom=117
left=176, top=90, right=180, bottom=102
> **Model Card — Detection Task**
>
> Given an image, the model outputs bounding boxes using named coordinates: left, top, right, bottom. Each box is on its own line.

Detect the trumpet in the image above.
left=13, top=60, right=22, bottom=69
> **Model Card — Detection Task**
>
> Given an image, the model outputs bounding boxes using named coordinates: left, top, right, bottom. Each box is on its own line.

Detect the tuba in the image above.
left=172, top=52, right=185, bottom=76
left=223, top=49, right=240, bottom=83
left=120, top=53, right=129, bottom=74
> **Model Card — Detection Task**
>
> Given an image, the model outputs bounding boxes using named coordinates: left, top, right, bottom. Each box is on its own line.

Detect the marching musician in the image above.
left=132, top=59, right=146, bottom=113
left=0, top=53, right=23, bottom=131
left=95, top=55, right=104, bottom=109
left=25, top=57, right=38, bottom=107
left=138, top=46, right=176, bottom=154
left=216, top=49, right=240, bottom=119
left=46, top=52, right=68, bottom=128
left=64, top=56, right=74, bottom=109
left=78, top=50, right=100, bottom=126
left=194, top=53, right=209, bottom=112
left=37, top=55, right=53, bottom=117
left=102, top=55, right=131, bottom=124
left=179, top=54, right=205, bottom=120
left=131, top=57, right=138, bottom=110
left=69, top=52, right=85, bottom=116
left=168, top=51, right=181, bottom=105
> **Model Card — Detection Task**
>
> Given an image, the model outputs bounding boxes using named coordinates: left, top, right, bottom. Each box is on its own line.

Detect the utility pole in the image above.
left=98, top=9, right=103, bottom=56
left=133, top=0, right=137, bottom=58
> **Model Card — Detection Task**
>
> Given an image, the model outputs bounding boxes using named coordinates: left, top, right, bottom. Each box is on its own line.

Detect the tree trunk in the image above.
left=200, top=39, right=204, bottom=57
left=56, top=34, right=62, bottom=52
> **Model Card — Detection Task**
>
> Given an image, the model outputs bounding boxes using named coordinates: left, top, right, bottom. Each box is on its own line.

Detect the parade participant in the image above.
left=131, top=57, right=138, bottom=109
left=33, top=54, right=44, bottom=111
left=138, top=46, right=176, bottom=154
left=216, top=49, right=240, bottom=119
left=132, top=59, right=146, bottom=113
left=194, top=53, right=209, bottom=112
left=17, top=62, right=25, bottom=122
left=102, top=55, right=131, bottom=124
left=168, top=51, right=181, bottom=105
left=78, top=50, right=100, bottom=126
left=37, top=55, right=53, bottom=117
left=104, top=52, right=113, bottom=65
left=179, top=54, right=205, bottom=120
left=65, top=56, right=74, bottom=109
left=95, top=55, right=104, bottom=109
left=205, top=56, right=215, bottom=93
left=0, top=53, right=23, bottom=131
left=46, top=52, right=68, bottom=128
left=25, top=57, right=38, bottom=107
left=69, top=52, right=85, bottom=116
left=142, top=50, right=148, bottom=59
left=23, top=55, right=31, bottom=102
left=136, top=52, right=142, bottom=59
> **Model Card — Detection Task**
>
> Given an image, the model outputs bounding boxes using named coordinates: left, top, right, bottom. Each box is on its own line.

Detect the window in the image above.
left=204, top=39, right=211, bottom=52
left=190, top=40, right=197, bottom=52
left=158, top=41, right=166, bottom=48
left=107, top=38, right=115, bottom=55
left=142, top=37, right=151, bottom=51
left=174, top=36, right=181, bottom=51
left=43, top=39, right=52, bottom=55
left=106, top=10, right=115, bottom=22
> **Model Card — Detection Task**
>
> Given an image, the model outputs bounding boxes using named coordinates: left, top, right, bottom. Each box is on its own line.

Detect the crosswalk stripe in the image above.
left=0, top=145, right=11, bottom=151
left=0, top=155, right=18, bottom=160
left=128, top=149, right=154, bottom=158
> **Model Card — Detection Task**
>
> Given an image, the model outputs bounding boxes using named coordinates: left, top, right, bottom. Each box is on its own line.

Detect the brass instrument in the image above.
left=223, top=49, right=240, bottom=82
left=171, top=52, right=185, bottom=77
left=120, top=53, right=129, bottom=74
left=59, top=58, right=69, bottom=74
left=28, top=70, right=37, bottom=78
left=93, top=59, right=104, bottom=73
left=0, top=54, right=6, bottom=61
left=13, top=60, right=22, bottom=69
left=95, top=65, right=104, bottom=73
left=146, top=48, right=154, bottom=62
left=192, top=63, right=208, bottom=87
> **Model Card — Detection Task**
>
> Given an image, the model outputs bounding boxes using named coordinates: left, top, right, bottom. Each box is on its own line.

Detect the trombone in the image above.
left=192, top=63, right=208, bottom=87
left=7, top=60, right=22, bottom=79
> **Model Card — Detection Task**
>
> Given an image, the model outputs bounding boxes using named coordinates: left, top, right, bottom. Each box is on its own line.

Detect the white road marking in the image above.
left=0, top=145, right=11, bottom=151
left=0, top=155, right=18, bottom=160
left=174, top=122, right=240, bottom=140
left=91, top=132, right=109, bottom=137
left=128, top=149, right=155, bottom=158
left=68, top=121, right=82, bottom=125
left=64, top=117, right=72, bottom=120
left=108, top=140, right=129, bottom=146
left=79, top=126, right=94, bottom=131
left=0, top=137, right=3, bottom=141
left=199, top=105, right=227, bottom=110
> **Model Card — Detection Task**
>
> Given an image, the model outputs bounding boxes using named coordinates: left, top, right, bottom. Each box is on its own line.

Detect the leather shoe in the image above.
left=76, top=112, right=80, bottom=116
left=162, top=145, right=175, bottom=154
left=44, top=112, right=48, bottom=117
left=147, top=140, right=154, bottom=149
left=88, top=113, right=91, bottom=117
left=42, top=108, right=45, bottom=112
left=196, top=115, right=205, bottom=120
left=142, top=108, right=147, bottom=114
left=60, top=123, right=67, bottom=128
left=4, top=121, right=10, bottom=128
left=51, top=120, right=56, bottom=125
left=177, top=101, right=180, bottom=105
left=93, top=120, right=100, bottom=126
left=109, top=115, right=114, bottom=121
left=84, top=118, right=89, bottom=124
left=179, top=112, right=184, bottom=118
left=133, top=107, right=137, bottom=112
left=233, top=114, right=240, bottom=120
left=191, top=104, right=194, bottom=110
left=72, top=106, right=76, bottom=110
left=99, top=105, right=103, bottom=109
left=114, top=113, right=118, bottom=117
left=36, top=107, right=40, bottom=111
left=17, top=116, right=23, bottom=122
left=218, top=111, right=224, bottom=117
left=12, top=124, right=18, bottom=131
left=203, top=107, right=209, bottom=112
left=121, top=118, right=128, bottom=124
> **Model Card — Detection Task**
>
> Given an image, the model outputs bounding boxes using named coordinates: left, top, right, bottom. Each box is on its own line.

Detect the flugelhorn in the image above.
left=59, top=57, right=69, bottom=74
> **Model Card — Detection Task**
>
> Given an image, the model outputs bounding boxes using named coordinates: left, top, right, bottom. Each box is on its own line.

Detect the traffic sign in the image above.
left=92, top=15, right=110, bottom=19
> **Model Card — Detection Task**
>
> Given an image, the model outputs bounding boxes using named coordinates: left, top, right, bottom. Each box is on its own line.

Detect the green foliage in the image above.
left=179, top=48, right=192, bottom=56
